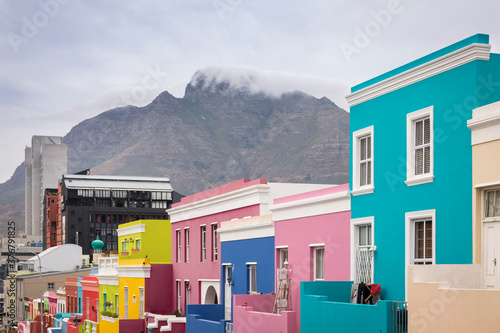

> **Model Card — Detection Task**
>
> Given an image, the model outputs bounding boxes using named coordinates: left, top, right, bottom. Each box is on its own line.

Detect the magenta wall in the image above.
left=119, top=319, right=146, bottom=333
left=146, top=264, right=174, bottom=315
left=274, top=209, right=351, bottom=329
left=171, top=204, right=261, bottom=313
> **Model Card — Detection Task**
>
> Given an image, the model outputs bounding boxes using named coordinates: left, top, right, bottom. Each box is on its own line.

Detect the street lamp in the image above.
left=16, top=248, right=43, bottom=333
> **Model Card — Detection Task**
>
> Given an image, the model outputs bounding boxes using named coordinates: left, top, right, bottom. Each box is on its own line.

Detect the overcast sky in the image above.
left=0, top=0, right=499, bottom=183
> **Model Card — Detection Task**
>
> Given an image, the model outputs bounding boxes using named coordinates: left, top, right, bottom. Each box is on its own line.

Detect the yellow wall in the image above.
left=472, top=140, right=500, bottom=263
left=118, top=276, right=145, bottom=320
left=118, top=220, right=172, bottom=263
left=408, top=266, right=500, bottom=333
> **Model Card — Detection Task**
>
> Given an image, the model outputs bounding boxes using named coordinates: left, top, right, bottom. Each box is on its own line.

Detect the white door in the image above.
left=224, top=265, right=232, bottom=320
left=484, top=222, right=500, bottom=289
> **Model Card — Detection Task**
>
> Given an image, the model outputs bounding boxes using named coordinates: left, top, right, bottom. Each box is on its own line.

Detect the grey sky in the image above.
left=0, top=0, right=499, bottom=183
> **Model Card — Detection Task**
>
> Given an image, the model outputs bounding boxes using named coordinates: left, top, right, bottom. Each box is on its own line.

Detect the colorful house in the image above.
left=80, top=276, right=100, bottom=332
left=406, top=99, right=500, bottom=332
left=115, top=219, right=180, bottom=332
left=218, top=214, right=276, bottom=323
left=96, top=254, right=120, bottom=333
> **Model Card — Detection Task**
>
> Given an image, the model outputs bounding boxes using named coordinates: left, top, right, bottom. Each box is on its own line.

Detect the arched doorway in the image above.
left=204, top=285, right=218, bottom=304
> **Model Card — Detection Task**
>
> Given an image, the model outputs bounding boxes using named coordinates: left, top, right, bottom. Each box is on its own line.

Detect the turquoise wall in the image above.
left=300, top=281, right=393, bottom=333
left=349, top=36, right=500, bottom=301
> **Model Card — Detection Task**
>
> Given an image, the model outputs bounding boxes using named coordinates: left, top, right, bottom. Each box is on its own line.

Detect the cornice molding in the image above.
left=346, top=43, right=491, bottom=107
left=117, top=224, right=146, bottom=237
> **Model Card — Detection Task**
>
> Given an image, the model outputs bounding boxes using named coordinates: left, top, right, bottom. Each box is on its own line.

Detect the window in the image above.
left=485, top=189, right=500, bottom=218
left=139, top=287, right=144, bottom=319
left=185, top=228, right=190, bottom=262
left=247, top=263, right=257, bottom=293
left=352, top=126, right=374, bottom=195
left=48, top=282, right=54, bottom=290
left=405, top=209, right=435, bottom=298
left=406, top=106, right=434, bottom=186
left=279, top=248, right=288, bottom=269
left=412, top=219, right=433, bottom=265
left=86, top=297, right=89, bottom=319
left=313, top=247, right=325, bottom=281
left=185, top=281, right=190, bottom=313
left=124, top=287, right=129, bottom=319
left=103, top=292, right=107, bottom=311
left=212, top=223, right=218, bottom=261
left=201, top=225, right=206, bottom=262
left=122, top=241, right=127, bottom=253
left=96, top=300, right=99, bottom=323
left=176, top=281, right=181, bottom=312
left=176, top=230, right=181, bottom=262
left=115, top=294, right=119, bottom=315
left=136, top=239, right=141, bottom=250
left=351, top=217, right=375, bottom=283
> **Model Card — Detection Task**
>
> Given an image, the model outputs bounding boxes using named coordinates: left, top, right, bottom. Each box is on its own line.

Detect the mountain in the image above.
left=0, top=67, right=350, bottom=232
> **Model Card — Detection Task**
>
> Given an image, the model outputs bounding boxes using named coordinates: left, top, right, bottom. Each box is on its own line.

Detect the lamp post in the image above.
left=16, top=247, right=43, bottom=333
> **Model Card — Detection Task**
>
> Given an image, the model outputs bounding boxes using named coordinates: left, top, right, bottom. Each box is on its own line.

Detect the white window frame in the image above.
left=483, top=188, right=500, bottom=221
left=279, top=248, right=289, bottom=269
left=212, top=223, right=218, bottom=261
left=350, top=217, right=375, bottom=283
left=201, top=225, right=207, bottom=262
left=124, top=286, right=129, bottom=319
left=247, top=263, right=257, bottom=294
left=185, top=228, right=190, bottom=263
left=139, top=287, right=144, bottom=319
left=185, top=280, right=190, bottom=313
left=406, top=106, right=434, bottom=186
left=405, top=209, right=436, bottom=300
left=176, top=229, right=181, bottom=262
left=352, top=126, right=374, bottom=195
left=136, top=238, right=141, bottom=250
left=176, top=280, right=181, bottom=312
left=115, top=293, right=119, bottom=316
left=313, top=247, right=325, bottom=281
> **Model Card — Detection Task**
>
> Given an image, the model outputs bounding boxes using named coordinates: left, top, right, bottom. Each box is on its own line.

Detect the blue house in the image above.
left=185, top=214, right=275, bottom=333
left=346, top=33, right=500, bottom=302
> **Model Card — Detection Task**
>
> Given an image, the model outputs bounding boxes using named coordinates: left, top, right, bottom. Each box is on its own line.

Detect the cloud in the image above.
left=190, top=66, right=349, bottom=107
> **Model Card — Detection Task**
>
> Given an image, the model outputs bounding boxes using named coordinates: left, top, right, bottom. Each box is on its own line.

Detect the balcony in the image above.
left=232, top=294, right=297, bottom=333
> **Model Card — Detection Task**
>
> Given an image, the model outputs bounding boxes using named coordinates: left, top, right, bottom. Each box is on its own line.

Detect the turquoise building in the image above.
left=346, top=33, right=500, bottom=302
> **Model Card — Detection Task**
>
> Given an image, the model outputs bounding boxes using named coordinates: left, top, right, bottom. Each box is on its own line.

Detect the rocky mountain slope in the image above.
left=0, top=68, right=350, bottom=232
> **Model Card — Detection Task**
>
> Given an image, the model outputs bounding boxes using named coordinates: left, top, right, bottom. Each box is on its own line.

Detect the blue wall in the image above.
left=349, top=34, right=500, bottom=301
left=186, top=304, right=228, bottom=333
left=220, top=236, right=275, bottom=321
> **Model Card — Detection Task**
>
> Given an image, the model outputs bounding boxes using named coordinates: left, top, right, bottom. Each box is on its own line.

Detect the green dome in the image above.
left=91, top=237, right=105, bottom=250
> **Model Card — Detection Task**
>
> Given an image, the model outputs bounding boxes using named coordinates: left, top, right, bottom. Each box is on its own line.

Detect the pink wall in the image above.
left=274, top=208, right=351, bottom=329
left=171, top=204, right=261, bottom=313
left=172, top=178, right=267, bottom=207
left=233, top=295, right=297, bottom=333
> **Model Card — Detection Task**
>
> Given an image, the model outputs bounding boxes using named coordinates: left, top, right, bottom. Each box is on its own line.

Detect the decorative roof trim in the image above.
left=346, top=43, right=491, bottom=107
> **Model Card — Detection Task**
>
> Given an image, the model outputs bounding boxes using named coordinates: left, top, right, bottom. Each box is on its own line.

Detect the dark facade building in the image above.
left=57, top=174, right=181, bottom=255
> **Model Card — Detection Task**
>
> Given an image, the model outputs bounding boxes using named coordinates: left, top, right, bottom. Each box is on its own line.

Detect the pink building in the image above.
left=167, top=178, right=333, bottom=316
left=270, top=183, right=351, bottom=331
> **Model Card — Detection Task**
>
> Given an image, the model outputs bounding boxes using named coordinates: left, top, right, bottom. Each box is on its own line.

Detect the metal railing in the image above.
left=392, top=301, right=408, bottom=333
left=355, top=248, right=373, bottom=283
left=225, top=322, right=233, bottom=333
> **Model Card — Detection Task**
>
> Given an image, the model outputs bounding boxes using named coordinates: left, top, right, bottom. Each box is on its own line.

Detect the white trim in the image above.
left=246, top=262, right=257, bottom=265
left=211, top=222, right=218, bottom=225
left=270, top=190, right=350, bottom=221
left=117, top=224, right=146, bottom=237
left=116, top=265, right=151, bottom=279
left=476, top=181, right=500, bottom=189
left=309, top=243, right=325, bottom=248
left=350, top=217, right=375, bottom=283
left=168, top=184, right=271, bottom=222
left=313, top=246, right=325, bottom=281
left=275, top=245, right=288, bottom=249
left=346, top=43, right=491, bottom=106
left=184, top=279, right=190, bottom=282
left=406, top=106, right=434, bottom=186
left=405, top=209, right=436, bottom=301
left=352, top=126, right=374, bottom=195
left=468, top=101, right=500, bottom=145
left=176, top=279, right=181, bottom=282
left=222, top=263, right=232, bottom=266
left=219, top=221, right=274, bottom=242
left=198, top=279, right=220, bottom=282
left=351, top=187, right=374, bottom=196
left=184, top=227, right=189, bottom=229
left=200, top=224, right=206, bottom=227
left=175, top=228, right=181, bottom=231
